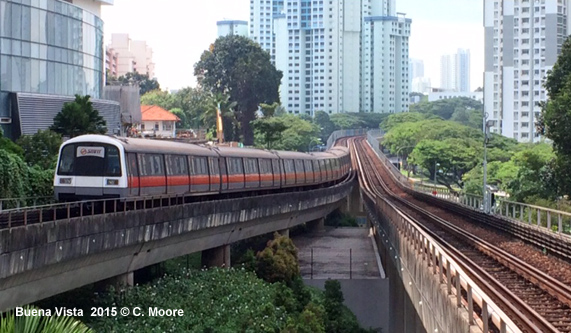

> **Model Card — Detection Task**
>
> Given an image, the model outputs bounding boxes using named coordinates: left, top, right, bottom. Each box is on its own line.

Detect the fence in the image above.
left=366, top=129, right=571, bottom=236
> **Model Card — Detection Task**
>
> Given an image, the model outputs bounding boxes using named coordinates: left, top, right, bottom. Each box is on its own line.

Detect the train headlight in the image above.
left=59, top=178, right=72, bottom=185
left=106, top=179, right=119, bottom=186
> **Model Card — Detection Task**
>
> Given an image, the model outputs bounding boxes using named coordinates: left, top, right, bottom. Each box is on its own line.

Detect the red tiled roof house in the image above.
left=139, top=105, right=180, bottom=138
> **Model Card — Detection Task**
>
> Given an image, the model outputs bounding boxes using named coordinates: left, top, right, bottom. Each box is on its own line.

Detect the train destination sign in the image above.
left=77, top=146, right=105, bottom=158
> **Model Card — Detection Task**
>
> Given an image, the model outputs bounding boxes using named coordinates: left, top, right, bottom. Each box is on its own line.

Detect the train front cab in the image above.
left=54, top=136, right=127, bottom=201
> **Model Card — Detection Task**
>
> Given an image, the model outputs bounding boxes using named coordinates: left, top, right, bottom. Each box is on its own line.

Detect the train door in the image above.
left=209, top=157, right=221, bottom=192
left=219, top=157, right=229, bottom=191
left=127, top=153, right=140, bottom=196
left=271, top=159, right=281, bottom=187
left=139, top=154, right=166, bottom=195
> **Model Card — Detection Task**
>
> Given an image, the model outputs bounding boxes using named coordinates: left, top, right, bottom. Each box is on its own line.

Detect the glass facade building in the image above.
left=0, top=0, right=108, bottom=138
left=0, top=0, right=104, bottom=97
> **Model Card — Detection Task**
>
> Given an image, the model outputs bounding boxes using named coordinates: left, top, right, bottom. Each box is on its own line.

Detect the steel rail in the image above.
left=352, top=136, right=564, bottom=333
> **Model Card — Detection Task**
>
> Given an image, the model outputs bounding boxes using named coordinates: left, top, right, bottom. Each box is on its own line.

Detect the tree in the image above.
left=252, top=117, right=288, bottom=149
left=194, top=35, right=282, bottom=145
left=537, top=36, right=571, bottom=196
left=380, top=112, right=426, bottom=132
left=140, top=89, right=176, bottom=110
left=410, top=97, right=483, bottom=120
left=50, top=95, right=107, bottom=138
left=409, top=138, right=478, bottom=190
left=259, top=102, right=280, bottom=118
left=255, top=233, right=300, bottom=284
left=112, top=72, right=160, bottom=95
left=16, top=130, right=62, bottom=169
left=314, top=111, right=336, bottom=142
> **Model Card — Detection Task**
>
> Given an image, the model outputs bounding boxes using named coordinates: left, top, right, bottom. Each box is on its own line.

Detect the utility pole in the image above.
left=483, top=114, right=494, bottom=213
left=216, top=102, right=224, bottom=144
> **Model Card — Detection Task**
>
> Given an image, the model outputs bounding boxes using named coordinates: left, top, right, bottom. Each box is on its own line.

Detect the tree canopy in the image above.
left=50, top=95, right=107, bottom=138
left=194, top=35, right=282, bottom=145
left=109, top=72, right=160, bottom=95
left=537, top=36, right=571, bottom=196
left=16, top=130, right=62, bottom=169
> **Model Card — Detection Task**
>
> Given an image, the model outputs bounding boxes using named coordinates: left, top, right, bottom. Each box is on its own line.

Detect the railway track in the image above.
left=351, top=137, right=571, bottom=332
left=0, top=140, right=353, bottom=230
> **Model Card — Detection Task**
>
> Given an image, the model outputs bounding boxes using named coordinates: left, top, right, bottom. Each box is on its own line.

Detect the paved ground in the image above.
left=293, top=227, right=385, bottom=279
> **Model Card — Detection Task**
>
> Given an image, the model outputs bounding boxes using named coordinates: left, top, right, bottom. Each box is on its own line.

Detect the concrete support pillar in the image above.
left=307, top=217, right=325, bottom=233
left=277, top=228, right=290, bottom=238
left=97, top=271, right=134, bottom=291
left=201, top=244, right=231, bottom=268
left=348, top=186, right=363, bottom=214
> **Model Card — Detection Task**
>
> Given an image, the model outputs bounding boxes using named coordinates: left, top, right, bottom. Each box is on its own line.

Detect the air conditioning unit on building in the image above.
left=0, top=117, right=12, bottom=124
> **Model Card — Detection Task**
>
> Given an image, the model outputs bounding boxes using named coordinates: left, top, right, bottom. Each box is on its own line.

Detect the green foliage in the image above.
left=330, top=113, right=387, bottom=130
left=90, top=268, right=291, bottom=332
left=1, top=305, right=92, bottom=333
left=195, top=35, right=282, bottom=145
left=0, top=149, right=29, bottom=199
left=323, top=280, right=364, bottom=333
left=16, top=130, right=62, bottom=169
left=111, top=72, right=160, bottom=95
left=252, top=116, right=288, bottom=149
left=380, top=112, right=426, bottom=131
left=410, top=97, right=483, bottom=120
left=50, top=95, right=106, bottom=138
left=325, top=209, right=358, bottom=227
left=140, top=89, right=176, bottom=110
left=314, top=111, right=336, bottom=142
left=27, top=166, right=55, bottom=199
left=409, top=138, right=478, bottom=189
left=462, top=143, right=556, bottom=201
left=260, top=102, right=280, bottom=118
left=254, top=114, right=321, bottom=152
left=256, top=233, right=300, bottom=284
left=0, top=136, right=24, bottom=157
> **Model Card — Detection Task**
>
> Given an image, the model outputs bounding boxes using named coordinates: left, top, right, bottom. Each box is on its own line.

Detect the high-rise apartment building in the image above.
left=440, top=49, right=470, bottom=92
left=108, top=33, right=156, bottom=79
left=217, top=20, right=249, bottom=37
left=409, top=59, right=424, bottom=80
left=484, top=0, right=570, bottom=142
left=250, top=0, right=410, bottom=115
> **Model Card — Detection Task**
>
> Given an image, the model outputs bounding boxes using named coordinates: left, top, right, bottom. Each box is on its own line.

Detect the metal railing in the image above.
left=0, top=196, right=56, bottom=212
left=359, top=161, right=521, bottom=333
left=326, top=128, right=369, bottom=149
left=366, top=130, right=571, bottom=236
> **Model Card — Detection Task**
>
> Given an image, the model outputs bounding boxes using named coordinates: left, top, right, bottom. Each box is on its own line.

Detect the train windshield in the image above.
left=57, top=143, right=122, bottom=177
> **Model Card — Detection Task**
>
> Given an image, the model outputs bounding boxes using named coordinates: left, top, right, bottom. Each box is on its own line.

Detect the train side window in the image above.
left=305, top=160, right=313, bottom=173
left=139, top=154, right=163, bottom=176
left=127, top=153, right=138, bottom=177
left=167, top=155, right=188, bottom=175
left=246, top=158, right=258, bottom=173
left=209, top=157, right=219, bottom=176
left=105, top=146, right=121, bottom=176
left=151, top=155, right=164, bottom=175
left=197, top=157, right=208, bottom=175
left=236, top=158, right=244, bottom=174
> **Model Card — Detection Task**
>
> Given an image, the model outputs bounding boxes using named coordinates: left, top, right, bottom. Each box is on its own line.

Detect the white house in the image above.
left=139, top=105, right=180, bottom=138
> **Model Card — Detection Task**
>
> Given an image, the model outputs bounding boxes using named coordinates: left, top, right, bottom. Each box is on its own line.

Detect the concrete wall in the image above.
left=304, top=279, right=389, bottom=331
left=364, top=193, right=474, bottom=333
left=0, top=179, right=355, bottom=311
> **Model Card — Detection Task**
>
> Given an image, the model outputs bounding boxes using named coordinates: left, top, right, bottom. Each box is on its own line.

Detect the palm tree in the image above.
left=1, top=306, right=93, bottom=333
left=200, top=92, right=238, bottom=141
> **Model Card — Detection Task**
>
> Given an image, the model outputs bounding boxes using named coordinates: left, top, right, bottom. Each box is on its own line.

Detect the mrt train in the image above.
left=54, top=135, right=351, bottom=201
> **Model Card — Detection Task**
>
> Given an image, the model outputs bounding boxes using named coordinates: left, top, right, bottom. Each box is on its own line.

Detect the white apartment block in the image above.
left=440, top=49, right=470, bottom=92
left=217, top=20, right=249, bottom=37
left=484, top=0, right=570, bottom=142
left=108, top=33, right=156, bottom=79
left=250, top=0, right=410, bottom=115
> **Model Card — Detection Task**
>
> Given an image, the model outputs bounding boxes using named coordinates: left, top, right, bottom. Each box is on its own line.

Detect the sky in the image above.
left=101, top=0, right=483, bottom=91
